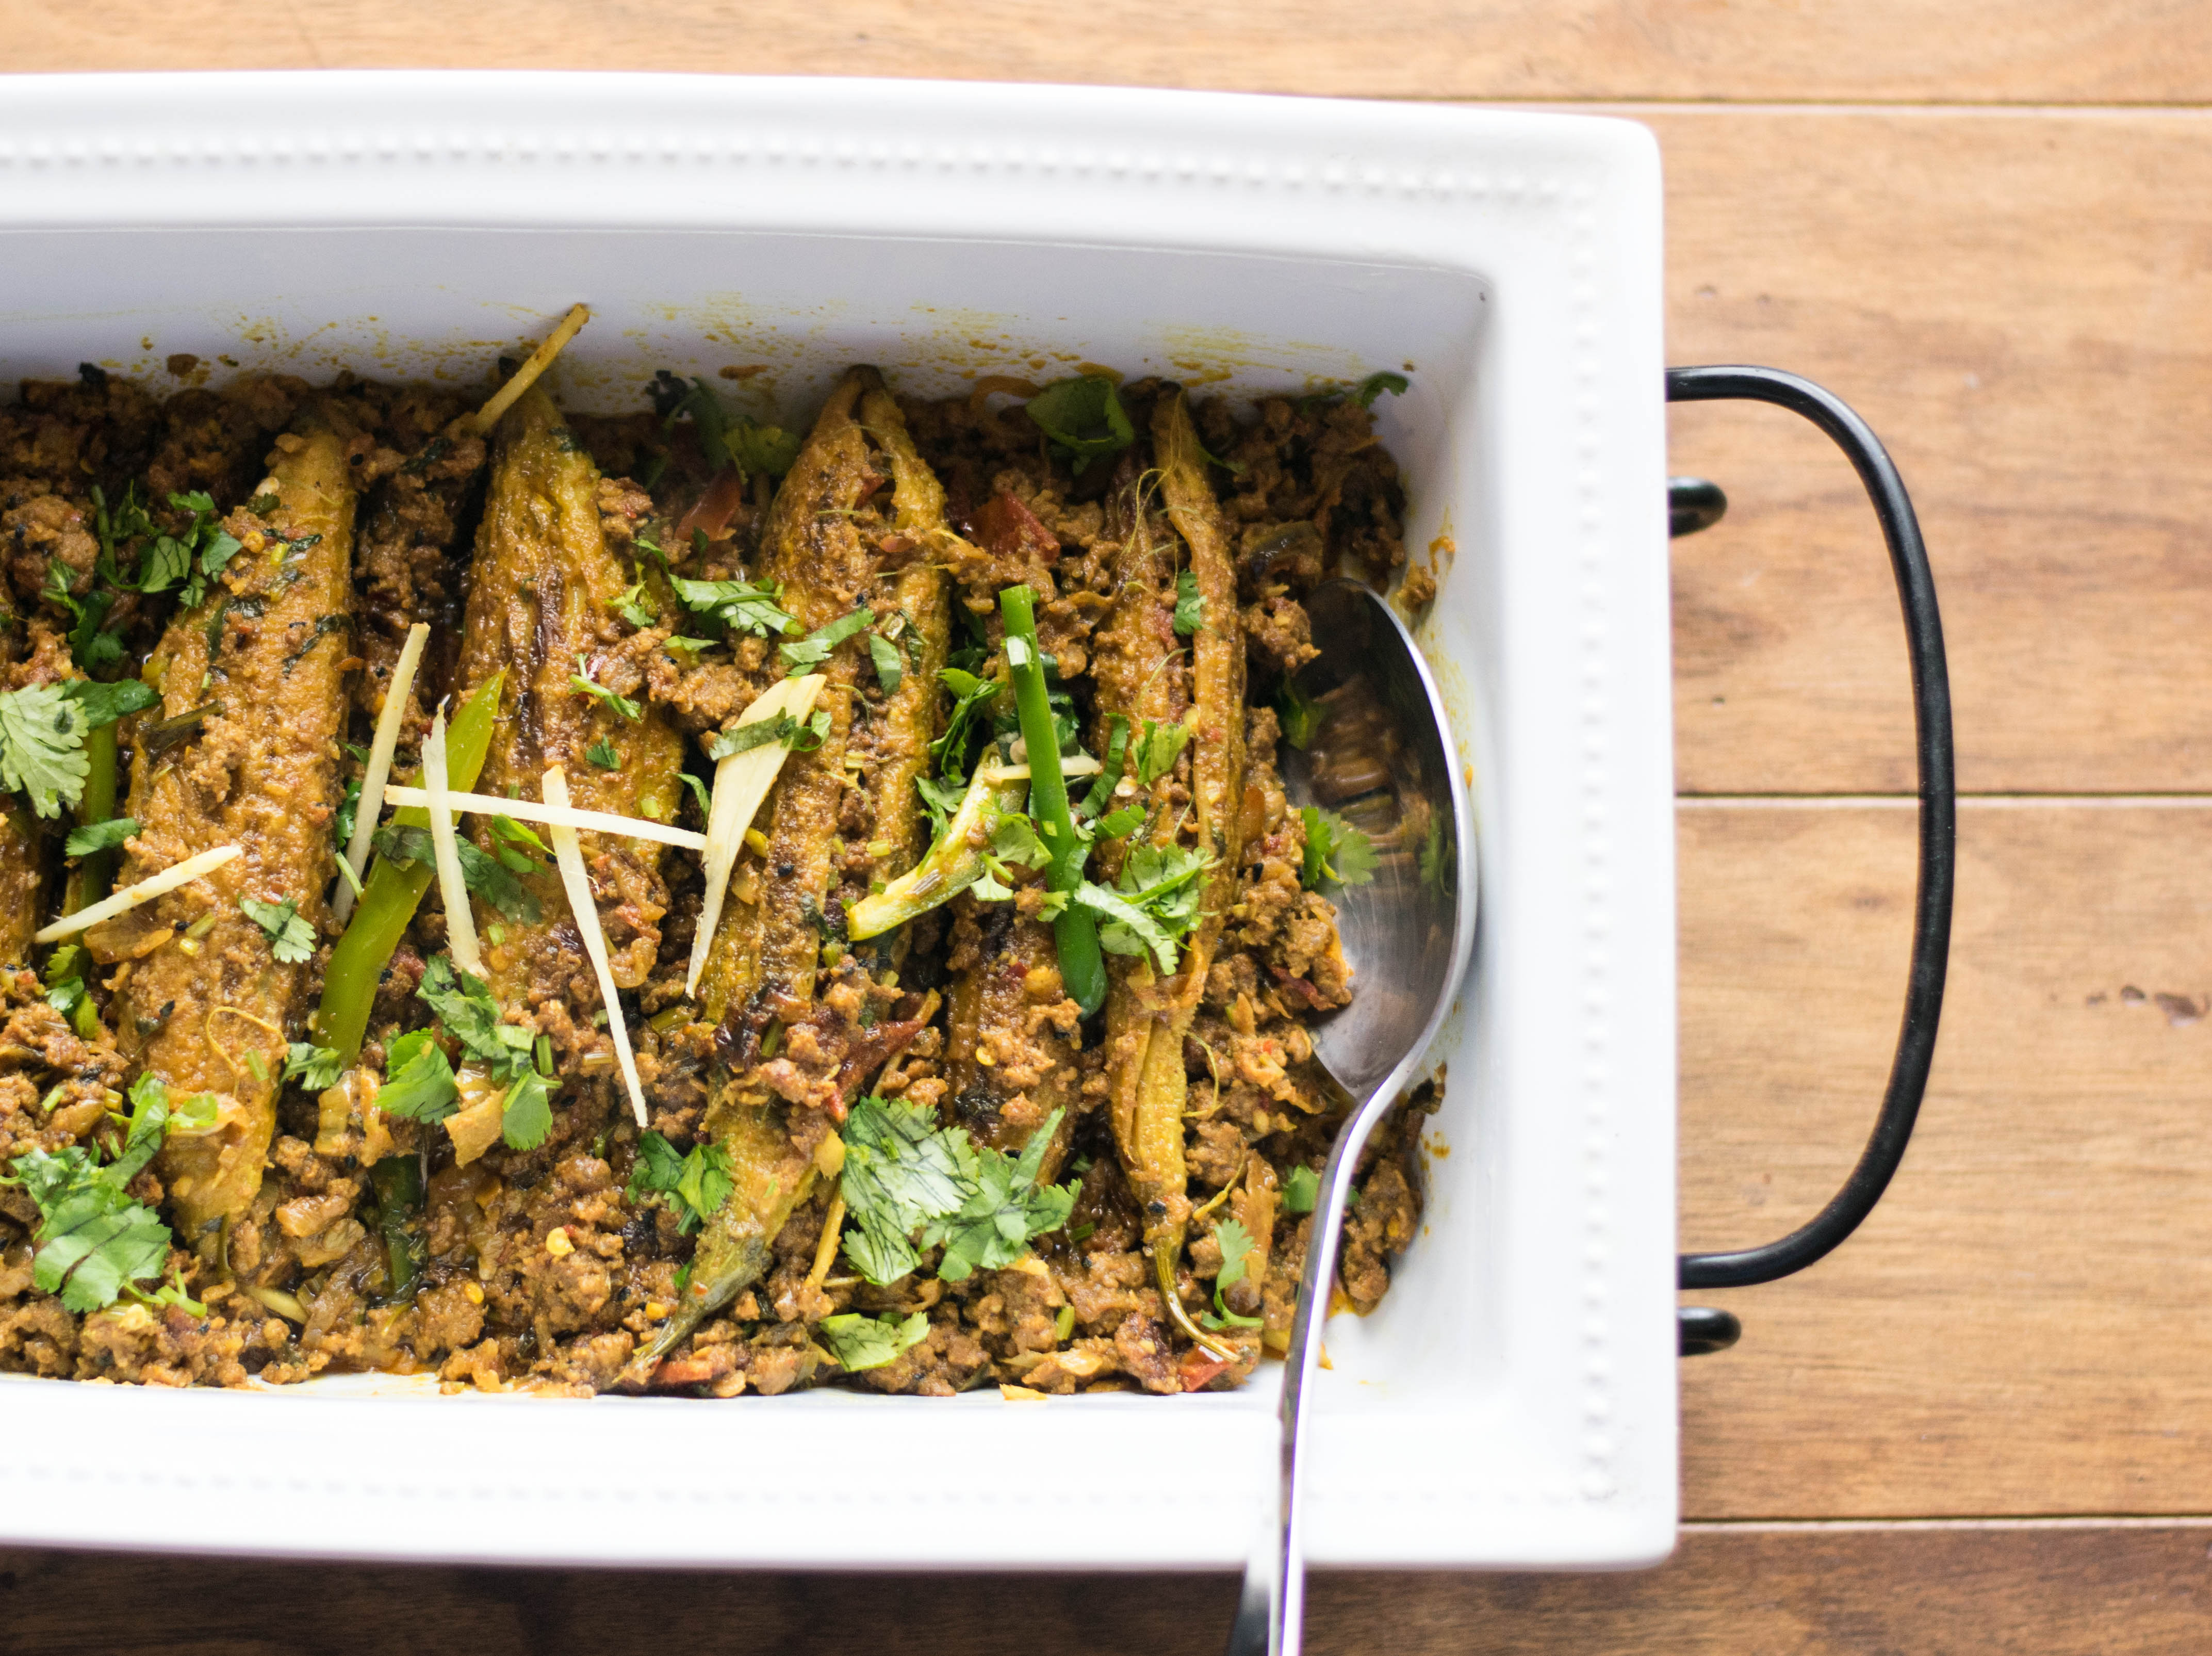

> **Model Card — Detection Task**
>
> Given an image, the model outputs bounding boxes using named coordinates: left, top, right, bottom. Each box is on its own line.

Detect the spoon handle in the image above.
left=1225, top=1085, right=1386, bottom=1656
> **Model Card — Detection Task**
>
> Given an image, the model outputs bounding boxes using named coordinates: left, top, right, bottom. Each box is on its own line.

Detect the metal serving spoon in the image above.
left=1224, top=578, right=1473, bottom=1656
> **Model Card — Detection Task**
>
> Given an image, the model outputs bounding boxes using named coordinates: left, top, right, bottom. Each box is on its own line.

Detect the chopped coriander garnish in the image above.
left=1023, top=376, right=1135, bottom=472
left=64, top=815, right=137, bottom=858
left=931, top=668, right=1004, bottom=785
left=375, top=1028, right=460, bottom=1123
left=707, top=708, right=830, bottom=760
left=867, top=631, right=904, bottom=694
left=777, top=606, right=876, bottom=676
left=371, top=822, right=542, bottom=925
left=817, top=1310, right=930, bottom=1373
left=1281, top=1164, right=1320, bottom=1214
left=282, top=1041, right=346, bottom=1092
left=615, top=581, right=659, bottom=629
left=240, top=896, right=317, bottom=965
left=1200, top=1216, right=1265, bottom=1330
left=1079, top=715, right=1129, bottom=819
left=1355, top=369, right=1411, bottom=408
left=669, top=574, right=796, bottom=638
left=1173, top=568, right=1204, bottom=637
left=653, top=374, right=802, bottom=480
left=570, top=655, right=642, bottom=722
left=498, top=1070, right=553, bottom=1151
left=411, top=954, right=553, bottom=1148
left=1076, top=840, right=1210, bottom=975
left=1300, top=805, right=1379, bottom=892
left=2, top=1073, right=184, bottom=1312
left=1276, top=674, right=1322, bottom=751
left=838, top=1096, right=1081, bottom=1287
left=1135, top=717, right=1192, bottom=787
left=586, top=737, right=620, bottom=769
left=628, top=1129, right=734, bottom=1235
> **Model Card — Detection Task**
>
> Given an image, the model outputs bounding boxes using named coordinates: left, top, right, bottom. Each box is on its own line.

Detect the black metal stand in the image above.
left=1665, top=366, right=1955, bottom=1357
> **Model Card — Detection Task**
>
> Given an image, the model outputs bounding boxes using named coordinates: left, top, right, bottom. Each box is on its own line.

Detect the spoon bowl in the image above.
left=1226, top=578, right=1474, bottom=1656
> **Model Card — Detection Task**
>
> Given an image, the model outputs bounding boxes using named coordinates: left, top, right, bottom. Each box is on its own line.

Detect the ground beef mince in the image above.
left=0, top=352, right=1440, bottom=1399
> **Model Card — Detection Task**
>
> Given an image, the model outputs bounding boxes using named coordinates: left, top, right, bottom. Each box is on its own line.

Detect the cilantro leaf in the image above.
left=375, top=1028, right=460, bottom=1123
left=867, top=631, right=904, bottom=694
left=922, top=1110, right=1080, bottom=1282
left=988, top=809, right=1051, bottom=872
left=839, top=1094, right=976, bottom=1286
left=1300, top=806, right=1379, bottom=892
left=487, top=813, right=549, bottom=872
left=726, top=418, right=802, bottom=481
left=1281, top=1164, right=1320, bottom=1214
left=416, top=954, right=539, bottom=1086
left=334, top=774, right=362, bottom=855
left=62, top=677, right=158, bottom=730
left=500, top=1070, right=553, bottom=1151
left=2, top=1071, right=185, bottom=1313
left=778, top=607, right=876, bottom=676
left=1076, top=841, right=1210, bottom=973
left=627, top=1129, right=734, bottom=1235
left=1024, top=376, right=1135, bottom=470
left=1079, top=715, right=1130, bottom=819
left=42, top=943, right=88, bottom=1021
left=586, top=737, right=620, bottom=769
left=1355, top=369, right=1411, bottom=408
left=817, top=1309, right=930, bottom=1373
left=1135, top=717, right=1191, bottom=787
left=570, top=656, right=642, bottom=722
left=658, top=376, right=803, bottom=481
left=629, top=1129, right=686, bottom=1196
left=915, top=772, right=966, bottom=842
left=43, top=562, right=121, bottom=673
left=837, top=1097, right=1081, bottom=1287
left=1216, top=1216, right=1254, bottom=1290
left=1093, top=805, right=1145, bottom=840
left=930, top=668, right=1003, bottom=784
left=91, top=483, right=242, bottom=609
left=0, top=683, right=90, bottom=818
left=64, top=815, right=137, bottom=857
left=615, top=581, right=659, bottom=629
left=283, top=1041, right=346, bottom=1092
left=1276, top=675, right=1322, bottom=751
left=669, top=575, right=797, bottom=638
left=708, top=709, right=829, bottom=760
left=1173, top=568, right=1204, bottom=637
left=239, top=896, right=317, bottom=964
left=1201, top=1215, right=1265, bottom=1329
left=369, top=824, right=544, bottom=924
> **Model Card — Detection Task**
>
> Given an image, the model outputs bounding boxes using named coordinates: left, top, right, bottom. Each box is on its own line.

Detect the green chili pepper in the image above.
left=314, top=670, right=503, bottom=1063
left=999, top=584, right=1105, bottom=1016
left=65, top=721, right=119, bottom=914
left=369, top=1152, right=426, bottom=1300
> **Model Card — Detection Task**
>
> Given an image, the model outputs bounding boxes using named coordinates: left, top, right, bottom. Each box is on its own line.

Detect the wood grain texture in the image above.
left=10, top=1524, right=2212, bottom=1654
left=1680, top=803, right=2212, bottom=1516
left=1661, top=108, right=2212, bottom=793
left=6, top=0, right=2212, bottom=102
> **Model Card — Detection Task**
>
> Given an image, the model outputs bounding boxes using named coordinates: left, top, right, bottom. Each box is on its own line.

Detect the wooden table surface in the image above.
left=10, top=5, right=2212, bottom=1650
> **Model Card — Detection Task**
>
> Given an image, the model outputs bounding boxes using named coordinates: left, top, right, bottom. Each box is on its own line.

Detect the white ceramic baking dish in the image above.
left=0, top=72, right=1677, bottom=1571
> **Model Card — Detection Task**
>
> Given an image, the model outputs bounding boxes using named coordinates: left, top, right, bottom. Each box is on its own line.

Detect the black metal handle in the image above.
left=1666, top=365, right=1955, bottom=1351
